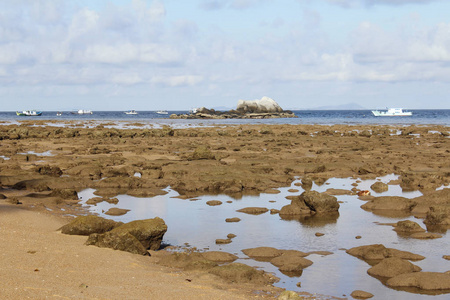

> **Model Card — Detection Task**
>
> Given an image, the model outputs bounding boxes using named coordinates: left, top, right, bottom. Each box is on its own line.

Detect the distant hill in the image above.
left=288, top=102, right=367, bottom=110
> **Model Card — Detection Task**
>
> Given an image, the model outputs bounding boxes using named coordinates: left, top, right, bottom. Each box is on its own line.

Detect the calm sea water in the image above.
left=0, top=110, right=449, bottom=126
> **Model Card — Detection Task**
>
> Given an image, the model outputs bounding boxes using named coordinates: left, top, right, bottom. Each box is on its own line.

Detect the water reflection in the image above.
left=78, top=175, right=449, bottom=299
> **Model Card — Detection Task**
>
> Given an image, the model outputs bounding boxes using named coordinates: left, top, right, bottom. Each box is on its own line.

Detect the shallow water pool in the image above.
left=78, top=175, right=449, bottom=299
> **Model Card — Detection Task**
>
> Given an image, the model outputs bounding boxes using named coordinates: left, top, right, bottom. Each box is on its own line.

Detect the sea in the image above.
left=0, top=109, right=449, bottom=127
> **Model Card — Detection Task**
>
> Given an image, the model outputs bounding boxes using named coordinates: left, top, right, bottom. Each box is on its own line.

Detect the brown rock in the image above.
left=242, top=247, right=282, bottom=259
left=270, top=252, right=313, bottom=272
left=424, top=205, right=450, bottom=225
left=85, top=231, right=149, bottom=255
left=361, top=196, right=416, bottom=212
left=225, top=217, right=241, bottom=223
left=109, top=218, right=167, bottom=250
left=104, top=207, right=130, bottom=216
left=206, top=200, right=222, bottom=206
left=201, top=251, right=238, bottom=262
left=350, top=290, right=373, bottom=299
left=367, top=257, right=421, bottom=278
left=346, top=244, right=425, bottom=261
left=302, top=190, right=339, bottom=213
left=236, top=207, right=268, bottom=215
left=393, top=220, right=426, bottom=233
left=387, top=272, right=450, bottom=290
left=215, top=239, right=232, bottom=244
left=370, top=181, right=389, bottom=193
left=208, top=263, right=277, bottom=285
left=410, top=232, right=442, bottom=239
left=60, top=216, right=123, bottom=236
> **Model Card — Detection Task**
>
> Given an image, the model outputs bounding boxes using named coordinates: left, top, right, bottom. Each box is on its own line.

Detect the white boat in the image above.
left=156, top=110, right=168, bottom=115
left=16, top=110, right=42, bottom=116
left=72, top=110, right=93, bottom=115
left=371, top=108, right=412, bottom=117
left=125, top=110, right=138, bottom=115
left=56, top=112, right=62, bottom=116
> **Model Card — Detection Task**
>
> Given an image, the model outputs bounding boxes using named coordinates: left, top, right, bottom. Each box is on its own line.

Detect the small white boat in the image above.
left=371, top=108, right=412, bottom=117
left=16, top=110, right=42, bottom=116
left=156, top=110, right=168, bottom=115
left=125, top=110, right=138, bottom=115
left=71, top=110, right=93, bottom=115
left=56, top=112, right=62, bottom=116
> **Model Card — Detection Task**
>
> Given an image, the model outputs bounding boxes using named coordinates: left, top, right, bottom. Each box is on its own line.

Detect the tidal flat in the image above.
left=0, top=121, right=449, bottom=299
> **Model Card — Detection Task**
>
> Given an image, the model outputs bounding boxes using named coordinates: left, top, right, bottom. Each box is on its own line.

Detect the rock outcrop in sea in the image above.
left=170, top=96, right=296, bottom=119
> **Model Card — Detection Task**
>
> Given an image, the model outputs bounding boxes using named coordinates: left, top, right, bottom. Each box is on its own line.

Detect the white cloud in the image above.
left=151, top=75, right=204, bottom=87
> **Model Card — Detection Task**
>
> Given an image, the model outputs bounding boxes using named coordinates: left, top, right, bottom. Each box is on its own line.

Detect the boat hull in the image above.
left=372, top=108, right=412, bottom=117
left=16, top=111, right=42, bottom=116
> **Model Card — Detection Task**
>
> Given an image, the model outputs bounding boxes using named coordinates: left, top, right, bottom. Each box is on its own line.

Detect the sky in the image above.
left=1, top=0, right=449, bottom=111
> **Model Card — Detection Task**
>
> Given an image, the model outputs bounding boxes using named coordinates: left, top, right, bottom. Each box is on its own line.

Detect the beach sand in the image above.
left=0, top=202, right=279, bottom=299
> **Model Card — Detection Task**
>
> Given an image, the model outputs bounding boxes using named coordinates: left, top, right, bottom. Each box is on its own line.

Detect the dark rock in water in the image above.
left=280, top=190, right=339, bottom=216
left=242, top=247, right=282, bottom=259
left=60, top=215, right=123, bottom=235
left=393, top=220, right=426, bottom=233
left=302, top=191, right=339, bottom=213
left=386, top=272, right=450, bottom=290
left=208, top=263, right=278, bottom=285
left=206, top=200, right=222, bottom=206
left=86, top=231, right=149, bottom=255
left=215, top=238, right=232, bottom=244
left=367, top=257, right=421, bottom=278
left=371, top=181, right=389, bottom=193
left=361, top=196, right=417, bottom=212
left=424, top=205, right=450, bottom=225
left=104, top=207, right=130, bottom=216
left=350, top=290, right=374, bottom=299
left=236, top=207, right=269, bottom=215
left=346, top=244, right=425, bottom=262
left=410, top=232, right=442, bottom=239
left=225, top=217, right=241, bottom=223
left=270, top=252, right=313, bottom=273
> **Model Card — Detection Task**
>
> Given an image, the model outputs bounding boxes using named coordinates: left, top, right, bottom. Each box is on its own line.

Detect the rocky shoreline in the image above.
left=1, top=121, right=449, bottom=299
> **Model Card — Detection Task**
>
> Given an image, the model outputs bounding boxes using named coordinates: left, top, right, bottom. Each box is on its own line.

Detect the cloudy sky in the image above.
left=1, top=0, right=449, bottom=111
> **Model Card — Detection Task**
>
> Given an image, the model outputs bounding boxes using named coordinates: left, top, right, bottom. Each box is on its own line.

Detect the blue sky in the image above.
left=1, top=0, right=449, bottom=110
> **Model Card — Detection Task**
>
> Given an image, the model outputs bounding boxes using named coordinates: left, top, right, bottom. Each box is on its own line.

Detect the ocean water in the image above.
left=0, top=109, right=449, bottom=126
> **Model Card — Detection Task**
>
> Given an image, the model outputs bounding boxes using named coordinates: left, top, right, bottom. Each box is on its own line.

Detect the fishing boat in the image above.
left=56, top=111, right=62, bottom=116
left=371, top=108, right=412, bottom=117
left=124, top=110, right=138, bottom=115
left=71, top=110, right=93, bottom=115
left=16, top=110, right=42, bottom=116
left=156, top=110, right=168, bottom=115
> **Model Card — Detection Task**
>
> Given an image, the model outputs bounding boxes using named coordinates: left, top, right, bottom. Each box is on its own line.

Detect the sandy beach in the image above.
left=1, top=121, right=449, bottom=299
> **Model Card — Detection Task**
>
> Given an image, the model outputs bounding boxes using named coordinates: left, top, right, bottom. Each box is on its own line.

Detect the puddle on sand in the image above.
left=78, top=175, right=449, bottom=299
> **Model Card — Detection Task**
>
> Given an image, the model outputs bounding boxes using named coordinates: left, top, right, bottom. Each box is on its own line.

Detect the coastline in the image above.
left=1, top=121, right=449, bottom=299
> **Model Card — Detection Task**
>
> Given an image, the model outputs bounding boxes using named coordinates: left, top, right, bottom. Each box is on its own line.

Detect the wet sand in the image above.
left=0, top=121, right=449, bottom=299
